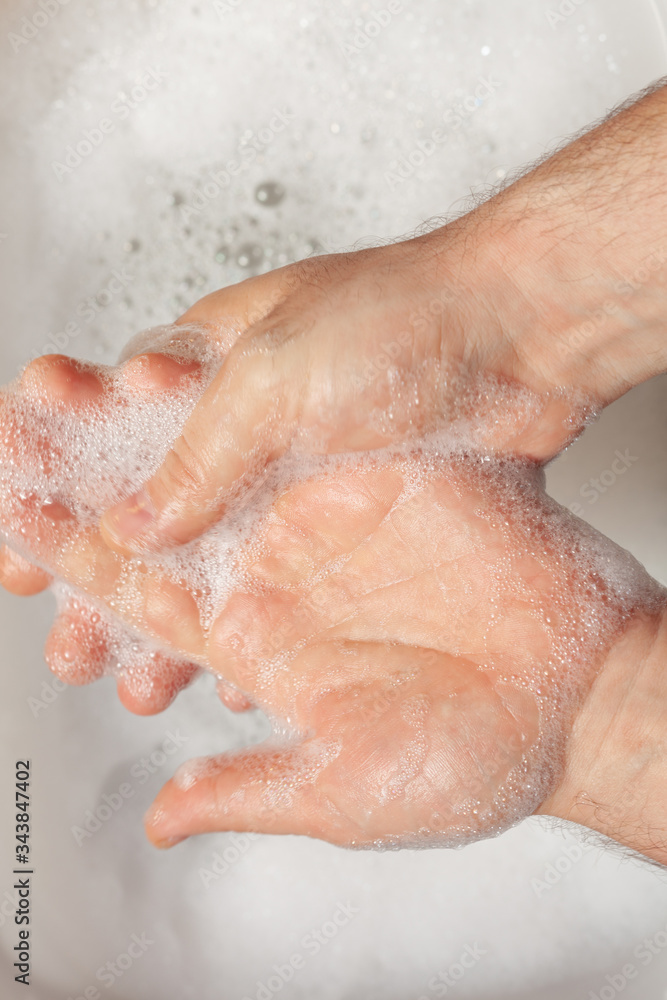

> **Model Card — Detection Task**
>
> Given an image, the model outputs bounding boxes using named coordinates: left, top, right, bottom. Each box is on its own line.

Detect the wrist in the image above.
left=423, top=81, right=667, bottom=408
left=479, top=191, right=667, bottom=405
left=537, top=604, right=667, bottom=865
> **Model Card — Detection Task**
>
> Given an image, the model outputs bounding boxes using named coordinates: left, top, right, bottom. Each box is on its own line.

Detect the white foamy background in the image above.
left=1, top=1, right=667, bottom=998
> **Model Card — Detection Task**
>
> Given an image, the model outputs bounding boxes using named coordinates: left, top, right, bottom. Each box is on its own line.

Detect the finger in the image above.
left=176, top=261, right=311, bottom=331
left=207, top=589, right=306, bottom=693
left=45, top=591, right=200, bottom=712
left=116, top=654, right=200, bottom=716
left=52, top=535, right=205, bottom=663
left=99, top=251, right=348, bottom=555
left=6, top=485, right=204, bottom=666
left=8, top=354, right=109, bottom=482
left=11, top=498, right=122, bottom=601
left=0, top=546, right=51, bottom=596
left=215, top=678, right=254, bottom=713
left=141, top=571, right=205, bottom=661
left=20, top=354, right=107, bottom=407
left=98, top=258, right=328, bottom=555
left=99, top=331, right=298, bottom=553
left=5, top=482, right=205, bottom=665
left=44, top=599, right=109, bottom=686
left=0, top=355, right=108, bottom=546
left=144, top=741, right=340, bottom=847
left=121, top=352, right=201, bottom=394
left=205, top=467, right=406, bottom=685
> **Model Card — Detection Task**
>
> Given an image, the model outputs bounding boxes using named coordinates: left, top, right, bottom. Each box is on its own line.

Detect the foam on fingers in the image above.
left=116, top=652, right=200, bottom=716
left=44, top=593, right=109, bottom=686
left=145, top=742, right=337, bottom=846
left=0, top=545, right=51, bottom=596
left=21, top=354, right=107, bottom=407
left=121, top=352, right=201, bottom=394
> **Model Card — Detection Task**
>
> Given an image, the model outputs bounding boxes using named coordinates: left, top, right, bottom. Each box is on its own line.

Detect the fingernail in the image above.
left=104, top=490, right=155, bottom=543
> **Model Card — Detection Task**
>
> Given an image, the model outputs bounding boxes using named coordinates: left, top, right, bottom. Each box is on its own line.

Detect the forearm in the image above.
left=427, top=78, right=667, bottom=404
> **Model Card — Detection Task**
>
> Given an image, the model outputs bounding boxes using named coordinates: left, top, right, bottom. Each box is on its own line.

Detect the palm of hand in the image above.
left=189, top=454, right=626, bottom=847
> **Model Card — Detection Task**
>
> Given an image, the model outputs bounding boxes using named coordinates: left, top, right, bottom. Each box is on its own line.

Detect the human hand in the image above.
left=99, top=81, right=667, bottom=556
left=143, top=454, right=665, bottom=852
left=0, top=352, right=663, bottom=854
left=96, top=239, right=592, bottom=555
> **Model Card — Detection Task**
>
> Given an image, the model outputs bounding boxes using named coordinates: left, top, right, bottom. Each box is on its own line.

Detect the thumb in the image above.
left=144, top=741, right=341, bottom=847
left=100, top=338, right=296, bottom=553
left=100, top=260, right=317, bottom=554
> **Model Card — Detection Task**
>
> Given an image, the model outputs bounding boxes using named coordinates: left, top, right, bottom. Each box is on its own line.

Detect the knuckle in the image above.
left=154, top=432, right=209, bottom=508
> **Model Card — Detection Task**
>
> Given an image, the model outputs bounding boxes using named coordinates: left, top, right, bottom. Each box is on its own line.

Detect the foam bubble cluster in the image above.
left=0, top=323, right=664, bottom=848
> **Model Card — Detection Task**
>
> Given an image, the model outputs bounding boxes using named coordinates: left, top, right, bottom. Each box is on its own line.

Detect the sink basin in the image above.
left=0, top=1, right=666, bottom=997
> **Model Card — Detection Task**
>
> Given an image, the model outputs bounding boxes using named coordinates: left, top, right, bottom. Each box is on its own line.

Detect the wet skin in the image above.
left=0, top=352, right=661, bottom=851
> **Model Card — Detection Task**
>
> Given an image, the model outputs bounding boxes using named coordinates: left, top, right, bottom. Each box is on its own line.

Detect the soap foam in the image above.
left=0, top=322, right=664, bottom=849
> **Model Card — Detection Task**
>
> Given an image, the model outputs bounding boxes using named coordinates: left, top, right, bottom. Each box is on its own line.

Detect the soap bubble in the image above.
left=254, top=181, right=286, bottom=207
